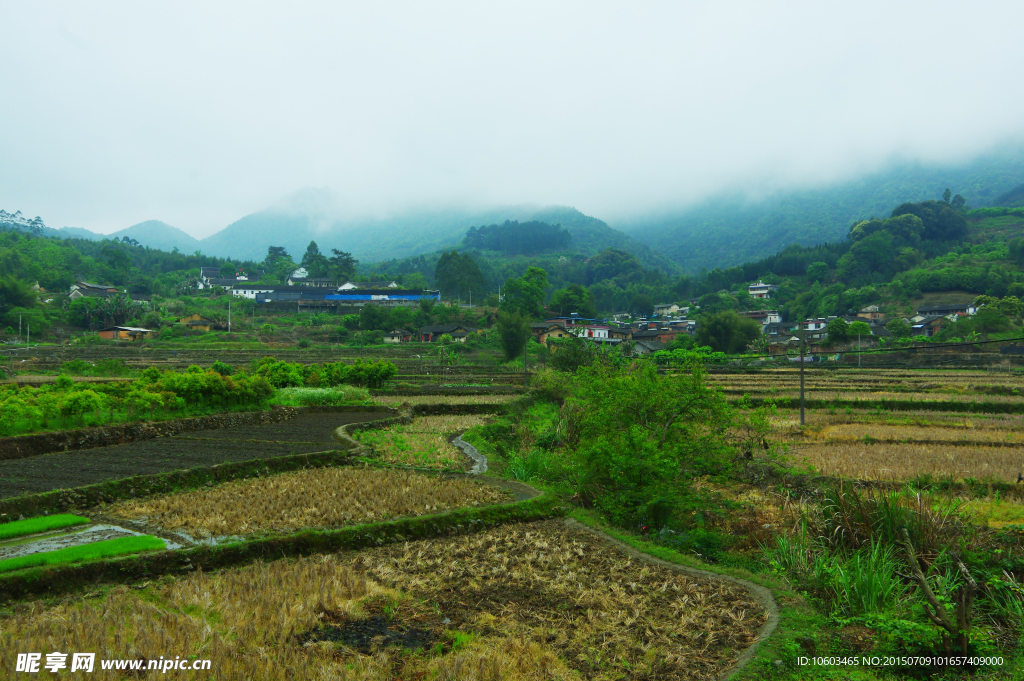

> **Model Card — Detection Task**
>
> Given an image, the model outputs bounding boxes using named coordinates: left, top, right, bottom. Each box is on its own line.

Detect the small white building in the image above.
left=748, top=281, right=779, bottom=300
left=232, top=285, right=279, bottom=300
left=339, top=281, right=398, bottom=290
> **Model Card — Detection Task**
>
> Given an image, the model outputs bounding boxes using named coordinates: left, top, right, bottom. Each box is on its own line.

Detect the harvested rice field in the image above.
left=372, top=394, right=520, bottom=406
left=805, top=422, right=1024, bottom=444
left=105, top=467, right=512, bottom=538
left=0, top=520, right=766, bottom=680
left=790, top=441, right=1024, bottom=482
left=357, top=415, right=488, bottom=469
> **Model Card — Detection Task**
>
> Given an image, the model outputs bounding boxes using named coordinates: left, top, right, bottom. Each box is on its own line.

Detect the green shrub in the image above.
left=278, top=385, right=371, bottom=406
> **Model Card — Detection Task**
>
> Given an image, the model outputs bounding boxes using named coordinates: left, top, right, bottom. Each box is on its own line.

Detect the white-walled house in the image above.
left=748, top=281, right=779, bottom=299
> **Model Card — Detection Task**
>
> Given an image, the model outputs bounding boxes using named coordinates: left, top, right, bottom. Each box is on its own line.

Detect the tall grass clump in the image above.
left=277, top=385, right=371, bottom=406
left=764, top=485, right=993, bottom=656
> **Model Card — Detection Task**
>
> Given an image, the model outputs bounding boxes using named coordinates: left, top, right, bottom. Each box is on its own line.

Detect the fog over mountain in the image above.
left=2, top=3, right=1024, bottom=267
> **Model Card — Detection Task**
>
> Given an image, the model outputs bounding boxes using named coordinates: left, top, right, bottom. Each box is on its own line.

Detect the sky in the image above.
left=2, top=1, right=1024, bottom=238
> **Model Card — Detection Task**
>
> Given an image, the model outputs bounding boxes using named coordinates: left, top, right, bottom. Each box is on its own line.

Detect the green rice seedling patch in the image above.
left=0, top=514, right=90, bottom=541
left=0, top=535, right=165, bottom=574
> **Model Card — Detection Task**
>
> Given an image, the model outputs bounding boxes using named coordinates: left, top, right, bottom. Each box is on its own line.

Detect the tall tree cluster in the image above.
left=434, top=251, right=487, bottom=301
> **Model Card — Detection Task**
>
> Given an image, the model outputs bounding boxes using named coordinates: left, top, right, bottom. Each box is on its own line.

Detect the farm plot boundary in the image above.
left=0, top=407, right=300, bottom=461
left=0, top=405, right=402, bottom=462
left=0, top=490, right=563, bottom=601
left=739, top=460, right=1024, bottom=501
left=740, top=396, right=1024, bottom=414
left=0, top=449, right=360, bottom=520
left=332, top=402, right=510, bottom=452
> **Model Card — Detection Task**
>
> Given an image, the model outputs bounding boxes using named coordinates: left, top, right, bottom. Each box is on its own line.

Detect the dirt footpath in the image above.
left=0, top=412, right=383, bottom=499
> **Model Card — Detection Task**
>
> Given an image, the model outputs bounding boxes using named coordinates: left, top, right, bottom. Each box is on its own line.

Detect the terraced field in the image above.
left=714, top=367, right=1024, bottom=483
left=0, top=520, right=767, bottom=681
left=105, top=467, right=513, bottom=539
left=355, top=414, right=489, bottom=469
left=0, top=412, right=381, bottom=499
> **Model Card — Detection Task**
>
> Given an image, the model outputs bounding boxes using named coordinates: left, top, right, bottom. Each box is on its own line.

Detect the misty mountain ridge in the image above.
left=620, top=144, right=1024, bottom=272
left=194, top=195, right=675, bottom=271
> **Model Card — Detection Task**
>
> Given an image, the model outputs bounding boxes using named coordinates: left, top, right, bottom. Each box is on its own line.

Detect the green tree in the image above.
left=548, top=284, right=596, bottom=318
left=885, top=318, right=911, bottom=338
left=565, top=359, right=745, bottom=527
left=826, top=317, right=850, bottom=343
left=584, top=249, right=643, bottom=286
left=434, top=251, right=486, bottom=302
left=694, top=310, right=761, bottom=354
left=806, top=261, right=829, bottom=282
left=848, top=321, right=872, bottom=337
left=359, top=303, right=392, bottom=331
left=300, top=240, right=330, bottom=278
left=496, top=310, right=530, bottom=360
left=0, top=276, right=36, bottom=318
left=264, top=246, right=290, bottom=267
left=329, top=249, right=358, bottom=282
left=500, top=266, right=549, bottom=318
left=630, top=293, right=654, bottom=317
left=996, top=296, right=1023, bottom=318
left=942, top=188, right=952, bottom=204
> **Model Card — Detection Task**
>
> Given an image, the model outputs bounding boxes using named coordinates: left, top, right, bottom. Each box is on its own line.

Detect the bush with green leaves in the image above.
left=0, top=366, right=276, bottom=436
left=277, top=385, right=371, bottom=406
left=253, top=356, right=396, bottom=390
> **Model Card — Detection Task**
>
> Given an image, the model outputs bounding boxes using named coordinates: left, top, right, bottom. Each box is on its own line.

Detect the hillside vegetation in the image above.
left=622, top=145, right=1024, bottom=272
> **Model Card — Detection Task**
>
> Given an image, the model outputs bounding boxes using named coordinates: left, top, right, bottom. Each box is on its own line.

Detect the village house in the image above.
left=98, top=326, right=158, bottom=341
left=631, top=339, right=669, bottom=356
left=418, top=324, right=476, bottom=342
left=911, top=315, right=949, bottom=337
left=748, top=281, right=779, bottom=300
left=653, top=303, right=681, bottom=317
left=857, top=304, right=885, bottom=321
left=917, top=302, right=978, bottom=317
left=178, top=313, right=216, bottom=332
left=739, top=309, right=782, bottom=325
left=630, top=328, right=661, bottom=342
left=339, top=281, right=399, bottom=290
left=608, top=326, right=633, bottom=341
left=287, top=276, right=337, bottom=287
left=383, top=328, right=414, bottom=344
left=801, top=317, right=834, bottom=341
left=197, top=267, right=263, bottom=290
left=68, top=281, right=118, bottom=299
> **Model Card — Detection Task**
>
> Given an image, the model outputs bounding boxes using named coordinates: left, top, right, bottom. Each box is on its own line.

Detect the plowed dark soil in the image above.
left=0, top=412, right=383, bottom=499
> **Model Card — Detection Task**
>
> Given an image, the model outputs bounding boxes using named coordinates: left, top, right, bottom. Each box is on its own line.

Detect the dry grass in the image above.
left=0, top=521, right=765, bottom=680
left=106, top=467, right=511, bottom=538
left=357, top=415, right=488, bottom=469
left=811, top=422, right=1024, bottom=444
left=791, top=441, right=1024, bottom=482
left=372, top=394, right=519, bottom=406
left=734, top=390, right=1024, bottom=403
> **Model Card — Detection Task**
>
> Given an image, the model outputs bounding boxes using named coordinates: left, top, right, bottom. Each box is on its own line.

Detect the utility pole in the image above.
left=524, top=333, right=529, bottom=388
left=858, top=333, right=861, bottom=368
left=27, top=324, right=30, bottom=348
left=228, top=300, right=231, bottom=334
left=800, top=325, right=806, bottom=426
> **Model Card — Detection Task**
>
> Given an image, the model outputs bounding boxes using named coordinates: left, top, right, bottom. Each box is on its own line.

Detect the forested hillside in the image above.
left=622, top=145, right=1024, bottom=272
